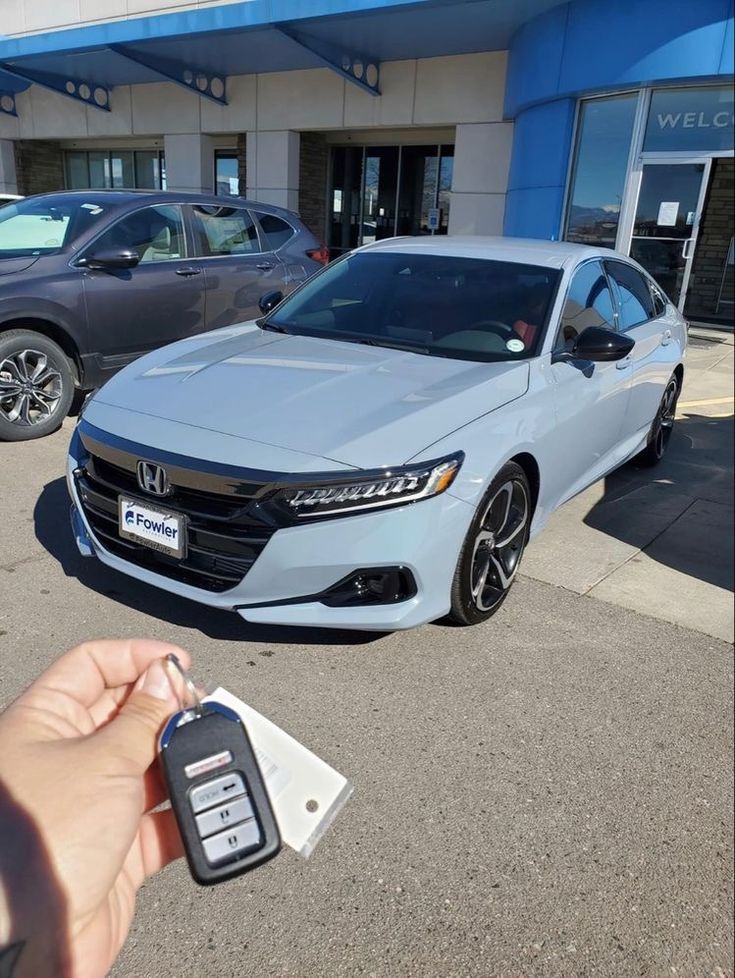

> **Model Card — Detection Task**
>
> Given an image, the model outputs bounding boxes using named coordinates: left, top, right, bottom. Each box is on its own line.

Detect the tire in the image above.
left=0, top=330, right=74, bottom=442
left=446, top=461, right=531, bottom=626
left=635, top=372, right=680, bottom=468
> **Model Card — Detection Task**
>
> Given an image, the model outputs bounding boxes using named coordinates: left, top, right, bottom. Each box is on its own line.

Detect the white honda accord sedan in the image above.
left=68, top=238, right=686, bottom=630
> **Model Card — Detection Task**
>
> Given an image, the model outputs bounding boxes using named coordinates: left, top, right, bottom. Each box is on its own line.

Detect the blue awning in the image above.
left=0, top=0, right=564, bottom=115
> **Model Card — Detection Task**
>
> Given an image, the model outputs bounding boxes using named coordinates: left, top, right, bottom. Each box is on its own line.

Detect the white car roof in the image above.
left=358, top=235, right=618, bottom=269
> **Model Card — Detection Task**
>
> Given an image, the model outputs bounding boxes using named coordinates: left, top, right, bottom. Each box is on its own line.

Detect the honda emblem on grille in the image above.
left=137, top=461, right=169, bottom=496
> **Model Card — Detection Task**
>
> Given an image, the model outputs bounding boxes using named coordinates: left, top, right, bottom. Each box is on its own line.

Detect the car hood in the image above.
left=0, top=256, right=40, bottom=276
left=93, top=324, right=529, bottom=469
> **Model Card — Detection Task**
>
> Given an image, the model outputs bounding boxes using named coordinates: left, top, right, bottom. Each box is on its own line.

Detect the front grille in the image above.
left=76, top=453, right=276, bottom=593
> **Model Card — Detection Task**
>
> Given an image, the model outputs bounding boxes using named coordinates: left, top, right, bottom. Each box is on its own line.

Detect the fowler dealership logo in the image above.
left=657, top=110, right=734, bottom=130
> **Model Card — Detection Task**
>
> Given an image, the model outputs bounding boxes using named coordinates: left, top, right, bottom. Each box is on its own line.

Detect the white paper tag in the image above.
left=204, top=687, right=353, bottom=858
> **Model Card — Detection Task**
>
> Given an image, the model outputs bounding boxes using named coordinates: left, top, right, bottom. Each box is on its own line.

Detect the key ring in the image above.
left=164, top=653, right=204, bottom=717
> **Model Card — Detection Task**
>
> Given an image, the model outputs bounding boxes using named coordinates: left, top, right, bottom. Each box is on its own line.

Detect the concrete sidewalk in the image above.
left=523, top=328, right=734, bottom=643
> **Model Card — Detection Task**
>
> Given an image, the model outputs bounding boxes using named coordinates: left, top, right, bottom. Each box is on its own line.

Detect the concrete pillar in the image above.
left=0, top=140, right=18, bottom=195
left=448, top=123, right=514, bottom=236
left=246, top=130, right=299, bottom=211
left=163, top=134, right=214, bottom=193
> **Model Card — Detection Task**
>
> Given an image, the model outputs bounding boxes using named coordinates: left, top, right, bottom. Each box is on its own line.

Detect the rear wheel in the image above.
left=0, top=330, right=74, bottom=441
left=636, top=373, right=680, bottom=467
left=447, top=462, right=531, bottom=626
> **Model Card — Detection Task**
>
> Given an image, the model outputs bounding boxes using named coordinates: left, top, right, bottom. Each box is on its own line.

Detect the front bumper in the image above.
left=67, top=442, right=474, bottom=631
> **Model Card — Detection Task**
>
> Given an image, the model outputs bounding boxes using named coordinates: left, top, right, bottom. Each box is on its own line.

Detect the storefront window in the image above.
left=64, top=150, right=165, bottom=190
left=215, top=151, right=240, bottom=195
left=564, top=94, right=638, bottom=247
left=644, top=86, right=734, bottom=153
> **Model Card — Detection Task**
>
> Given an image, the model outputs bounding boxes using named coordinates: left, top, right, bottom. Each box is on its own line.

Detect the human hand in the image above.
left=0, top=640, right=192, bottom=978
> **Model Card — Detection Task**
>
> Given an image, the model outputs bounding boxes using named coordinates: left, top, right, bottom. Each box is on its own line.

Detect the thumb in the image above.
left=99, top=658, right=179, bottom=774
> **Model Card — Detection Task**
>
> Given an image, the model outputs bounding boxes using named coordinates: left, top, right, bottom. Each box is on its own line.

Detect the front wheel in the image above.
left=636, top=372, right=680, bottom=467
left=447, top=462, right=531, bottom=626
left=0, top=330, right=74, bottom=442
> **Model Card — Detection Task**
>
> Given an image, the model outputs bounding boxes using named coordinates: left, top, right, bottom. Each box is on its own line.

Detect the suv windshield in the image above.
left=0, top=195, right=110, bottom=258
left=266, top=252, right=561, bottom=362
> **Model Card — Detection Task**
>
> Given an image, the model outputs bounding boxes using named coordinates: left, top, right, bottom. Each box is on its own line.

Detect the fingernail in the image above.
left=140, top=659, right=174, bottom=702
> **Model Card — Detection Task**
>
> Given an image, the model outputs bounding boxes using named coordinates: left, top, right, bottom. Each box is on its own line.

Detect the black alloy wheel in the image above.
left=637, top=373, right=680, bottom=467
left=447, top=461, right=531, bottom=626
left=0, top=330, right=74, bottom=442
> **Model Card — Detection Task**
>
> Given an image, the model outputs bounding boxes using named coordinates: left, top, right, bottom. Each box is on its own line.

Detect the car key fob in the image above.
left=159, top=701, right=281, bottom=885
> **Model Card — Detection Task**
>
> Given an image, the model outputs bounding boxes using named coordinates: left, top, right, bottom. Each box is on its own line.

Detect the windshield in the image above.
left=266, top=252, right=561, bottom=362
left=0, top=195, right=110, bottom=258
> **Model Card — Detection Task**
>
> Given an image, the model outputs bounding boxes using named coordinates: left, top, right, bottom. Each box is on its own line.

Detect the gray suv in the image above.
left=0, top=190, right=327, bottom=441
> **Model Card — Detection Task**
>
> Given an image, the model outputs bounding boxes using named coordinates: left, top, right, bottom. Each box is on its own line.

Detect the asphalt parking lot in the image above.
left=1, top=334, right=733, bottom=978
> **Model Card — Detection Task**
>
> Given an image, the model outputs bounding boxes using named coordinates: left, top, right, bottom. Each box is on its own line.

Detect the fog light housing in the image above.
left=320, top=567, right=417, bottom=607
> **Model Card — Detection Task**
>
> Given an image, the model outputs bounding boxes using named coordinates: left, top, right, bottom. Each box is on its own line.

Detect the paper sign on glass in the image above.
left=657, top=201, right=679, bottom=227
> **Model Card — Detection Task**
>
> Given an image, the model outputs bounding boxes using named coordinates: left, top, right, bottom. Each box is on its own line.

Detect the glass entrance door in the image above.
left=628, top=161, right=711, bottom=308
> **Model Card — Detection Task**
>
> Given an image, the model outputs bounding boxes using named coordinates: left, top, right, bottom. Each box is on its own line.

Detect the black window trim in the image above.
left=603, top=258, right=662, bottom=332
left=71, top=200, right=189, bottom=268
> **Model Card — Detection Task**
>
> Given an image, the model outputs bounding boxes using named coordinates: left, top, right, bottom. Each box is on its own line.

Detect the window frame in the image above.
left=73, top=202, right=189, bottom=267
left=603, top=258, right=660, bottom=331
left=188, top=203, right=266, bottom=259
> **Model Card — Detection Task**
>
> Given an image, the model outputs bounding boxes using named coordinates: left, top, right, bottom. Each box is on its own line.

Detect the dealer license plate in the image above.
left=118, top=496, right=187, bottom=559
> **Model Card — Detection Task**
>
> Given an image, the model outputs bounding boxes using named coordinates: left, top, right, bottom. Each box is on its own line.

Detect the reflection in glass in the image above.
left=633, top=163, right=705, bottom=239
left=65, top=152, right=88, bottom=190
left=564, top=94, right=638, bottom=247
left=215, top=153, right=239, bottom=195
left=135, top=151, right=161, bottom=189
left=363, top=147, right=399, bottom=242
left=110, top=152, right=134, bottom=189
left=88, top=152, right=111, bottom=189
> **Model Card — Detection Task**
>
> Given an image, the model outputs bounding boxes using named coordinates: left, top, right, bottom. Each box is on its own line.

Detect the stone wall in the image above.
left=14, top=140, right=65, bottom=196
left=298, top=132, right=328, bottom=244
left=687, top=159, right=734, bottom=323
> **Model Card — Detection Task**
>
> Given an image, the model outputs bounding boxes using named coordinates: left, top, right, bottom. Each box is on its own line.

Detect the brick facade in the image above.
left=14, top=141, right=65, bottom=196
left=686, top=159, right=734, bottom=323
left=237, top=133, right=247, bottom=192
left=298, top=132, right=328, bottom=244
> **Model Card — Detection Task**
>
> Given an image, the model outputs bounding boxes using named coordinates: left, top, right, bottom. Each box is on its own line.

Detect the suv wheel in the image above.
left=0, top=330, right=74, bottom=441
left=447, top=461, right=531, bottom=626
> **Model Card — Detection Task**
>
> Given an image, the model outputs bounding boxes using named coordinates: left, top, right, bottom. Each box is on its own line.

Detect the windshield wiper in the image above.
left=356, top=337, right=430, bottom=354
left=256, top=318, right=289, bottom=334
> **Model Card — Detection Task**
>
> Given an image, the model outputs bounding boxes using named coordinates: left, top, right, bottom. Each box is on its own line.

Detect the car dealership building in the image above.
left=1, top=0, right=733, bottom=324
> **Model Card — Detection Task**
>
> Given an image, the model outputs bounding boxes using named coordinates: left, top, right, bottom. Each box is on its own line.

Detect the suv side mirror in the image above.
left=77, top=248, right=140, bottom=270
left=258, top=290, right=283, bottom=314
left=553, top=325, right=635, bottom=364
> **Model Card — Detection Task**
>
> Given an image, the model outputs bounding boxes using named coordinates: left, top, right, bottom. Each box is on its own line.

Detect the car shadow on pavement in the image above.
left=34, top=477, right=382, bottom=646
left=583, top=412, right=734, bottom=592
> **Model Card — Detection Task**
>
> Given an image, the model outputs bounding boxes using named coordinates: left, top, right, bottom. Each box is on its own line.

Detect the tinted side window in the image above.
left=256, top=213, right=295, bottom=250
left=556, top=261, right=615, bottom=350
left=193, top=206, right=260, bottom=256
left=89, top=205, right=185, bottom=263
left=606, top=261, right=655, bottom=329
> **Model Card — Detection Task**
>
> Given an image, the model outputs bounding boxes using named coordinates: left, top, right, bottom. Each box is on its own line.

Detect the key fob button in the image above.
left=190, top=772, right=246, bottom=814
left=196, top=796, right=254, bottom=839
left=202, top=819, right=263, bottom=866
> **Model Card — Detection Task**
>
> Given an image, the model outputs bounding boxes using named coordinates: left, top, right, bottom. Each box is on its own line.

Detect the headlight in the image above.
left=270, top=453, right=463, bottom=520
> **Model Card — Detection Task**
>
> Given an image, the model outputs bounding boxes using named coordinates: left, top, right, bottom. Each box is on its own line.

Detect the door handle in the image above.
left=256, top=263, right=274, bottom=271
left=661, top=329, right=672, bottom=347
left=615, top=356, right=632, bottom=370
left=682, top=238, right=694, bottom=260
left=175, top=266, right=202, bottom=277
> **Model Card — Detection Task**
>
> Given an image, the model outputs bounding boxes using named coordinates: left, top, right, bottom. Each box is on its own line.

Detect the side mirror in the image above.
left=554, top=326, right=635, bottom=364
left=77, top=248, right=140, bottom=270
left=258, top=290, right=284, bottom=314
